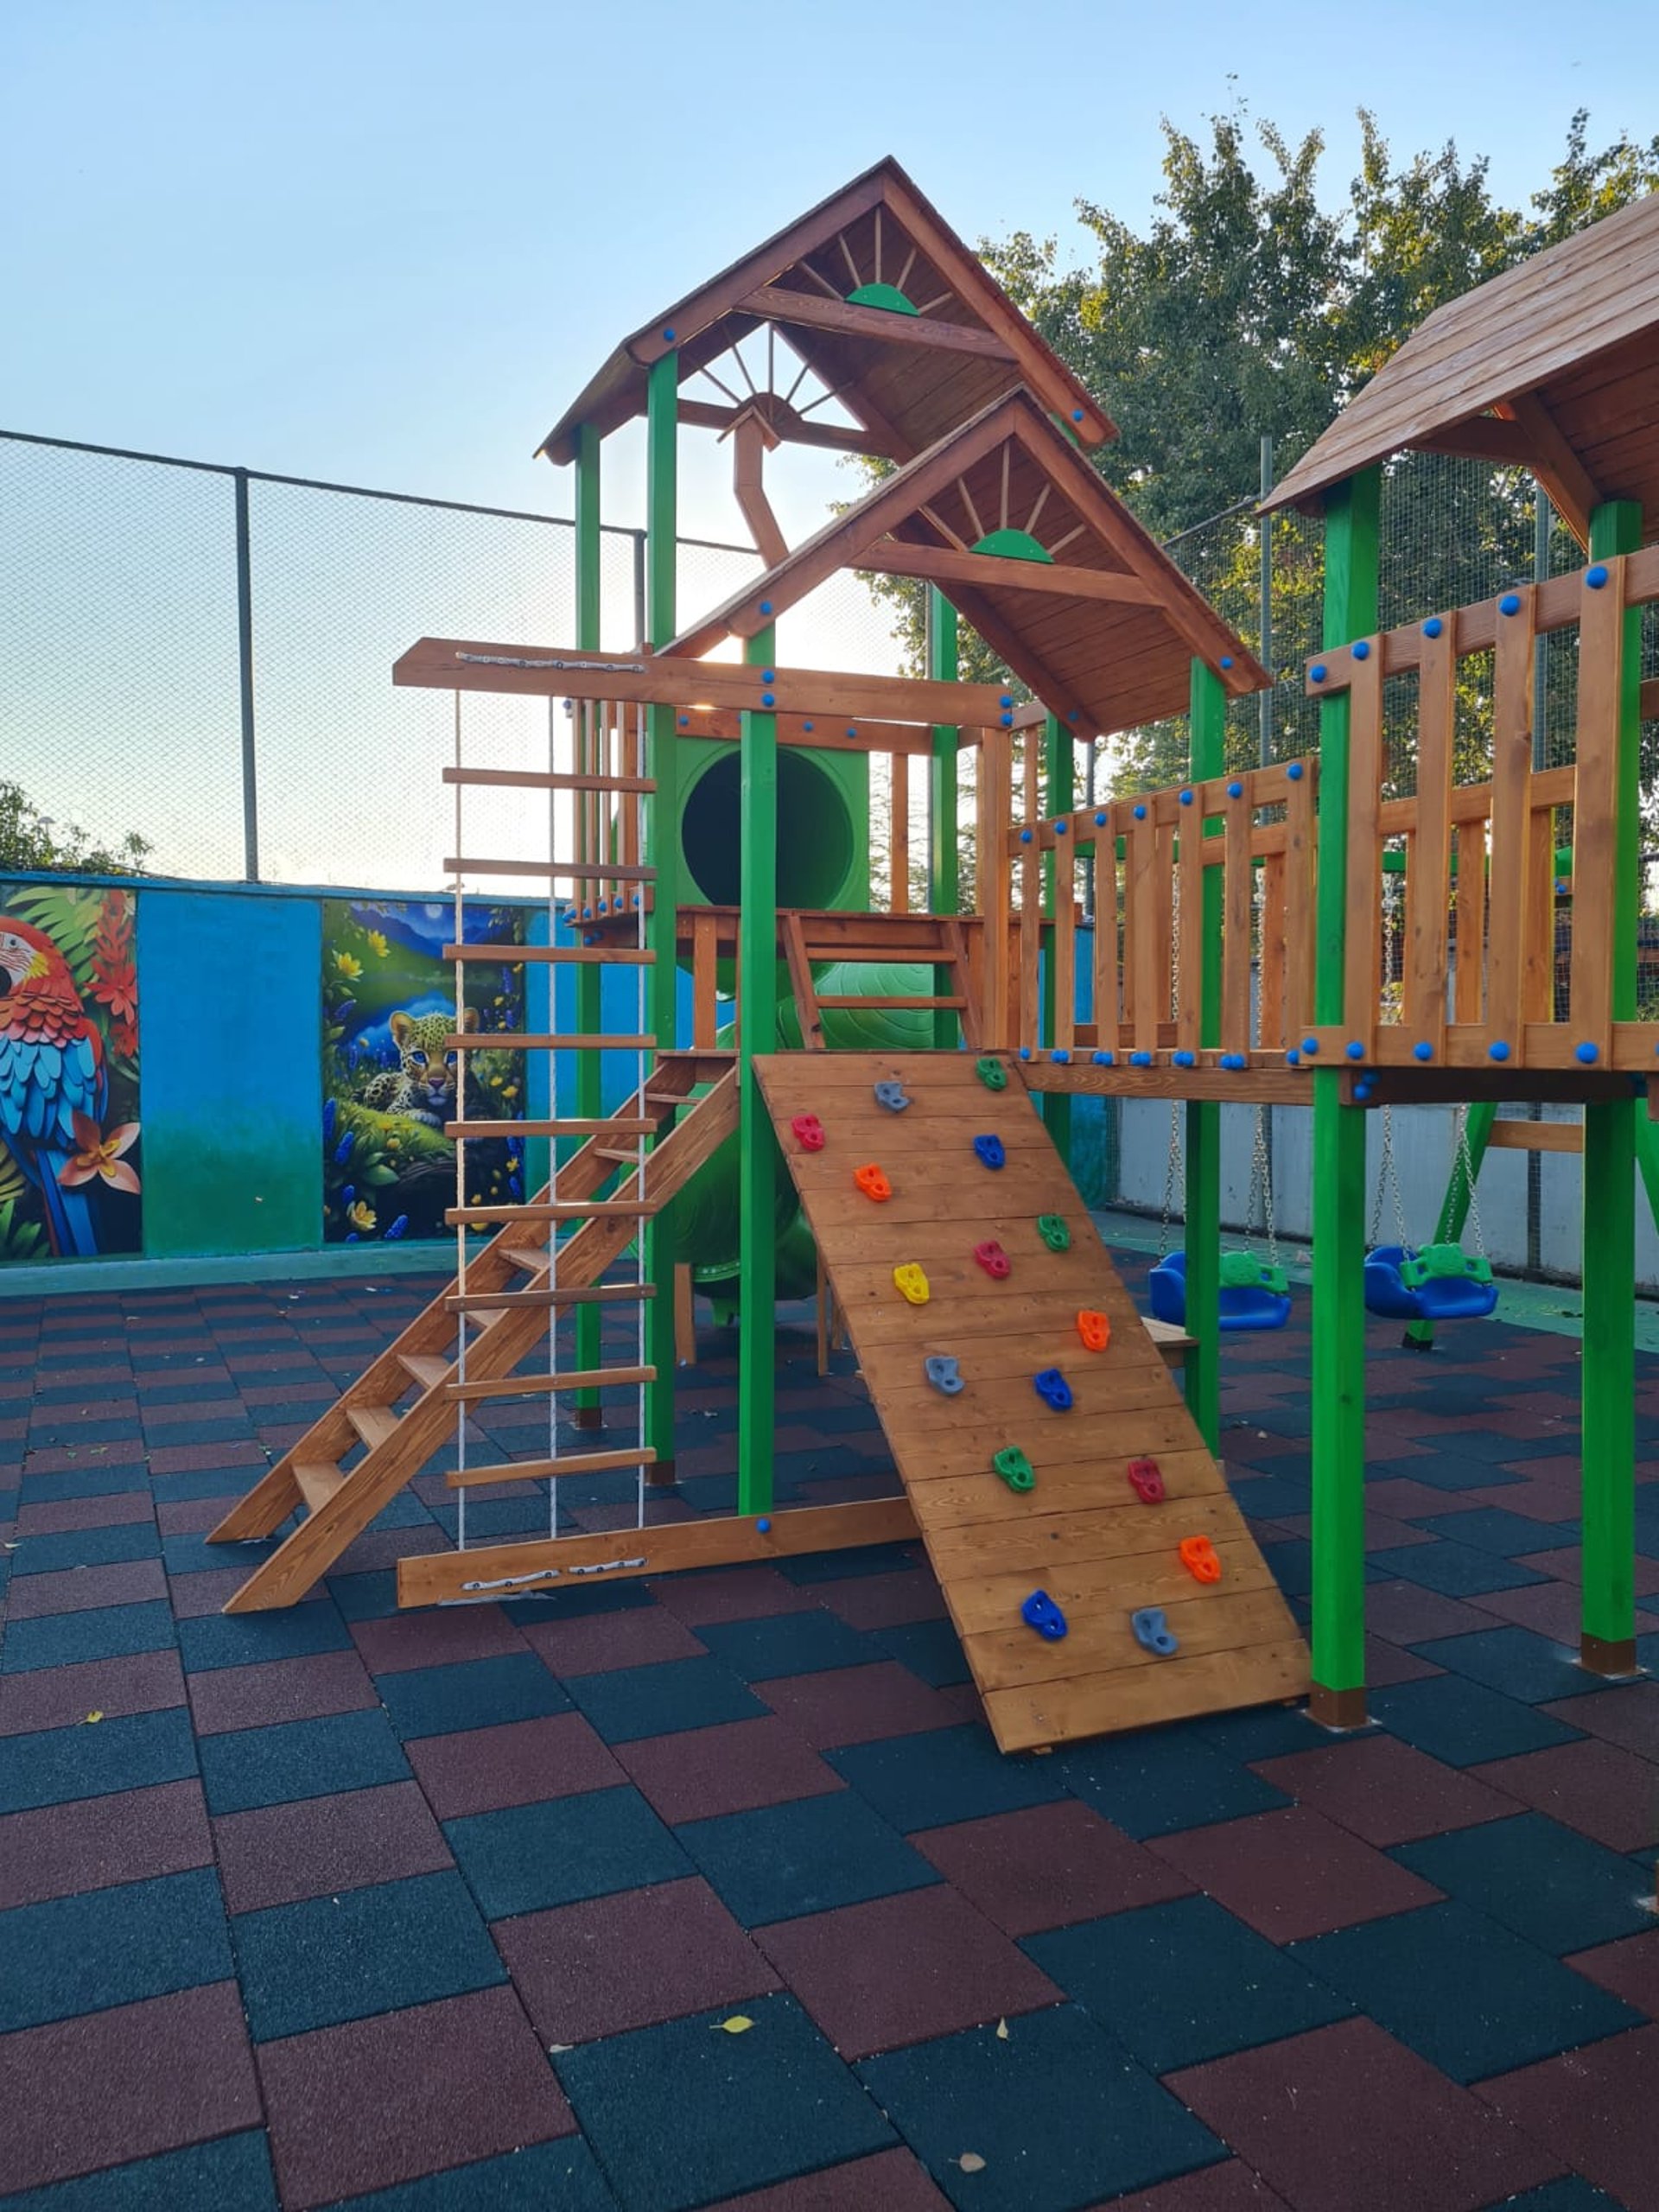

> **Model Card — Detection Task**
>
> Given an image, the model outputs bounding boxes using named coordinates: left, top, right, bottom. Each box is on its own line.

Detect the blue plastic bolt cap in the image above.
left=1020, top=829, right=1033, bottom=844
left=677, top=714, right=689, bottom=727
left=756, top=1516, right=770, bottom=1533
left=1173, top=1050, right=1194, bottom=1067
left=1424, top=616, right=1444, bottom=638
left=1287, top=761, right=1304, bottom=780
left=1179, top=787, right=1193, bottom=805
left=1094, top=810, right=1107, bottom=825
left=1355, top=1080, right=1372, bottom=1101
left=632, top=893, right=642, bottom=908
left=663, top=325, right=677, bottom=340
left=761, top=693, right=775, bottom=708
left=1414, top=1040, right=1433, bottom=1062
left=1345, top=1040, right=1364, bottom=1060
left=1133, top=804, right=1147, bottom=820
left=762, top=669, right=774, bottom=682
left=1311, top=664, right=1327, bottom=683
left=1301, top=1035, right=1319, bottom=1056
left=1576, top=1040, right=1599, bottom=1064
left=596, top=899, right=607, bottom=914
left=803, top=719, right=814, bottom=732
left=1555, top=878, right=1568, bottom=894
left=759, top=599, right=772, bottom=614
left=1001, top=711, right=1014, bottom=727
left=1071, top=408, right=1084, bottom=423
left=847, top=727, right=857, bottom=739
left=582, top=906, right=593, bottom=919
left=1286, top=1050, right=1300, bottom=1066
left=1352, top=639, right=1370, bottom=660
left=1051, top=1047, right=1071, bottom=1065
left=1092, top=1051, right=1113, bottom=1065
left=1489, top=1040, right=1510, bottom=1061
left=1499, top=592, right=1521, bottom=616
left=1054, top=818, right=1067, bottom=834
left=1131, top=1051, right=1152, bottom=1068
left=1019, top=1046, right=1032, bottom=1061
left=1221, top=654, right=1234, bottom=669
left=1586, top=564, right=1609, bottom=589
left=999, top=695, right=1014, bottom=708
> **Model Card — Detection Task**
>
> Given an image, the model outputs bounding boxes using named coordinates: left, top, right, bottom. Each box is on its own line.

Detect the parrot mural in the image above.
left=0, top=916, right=118, bottom=1257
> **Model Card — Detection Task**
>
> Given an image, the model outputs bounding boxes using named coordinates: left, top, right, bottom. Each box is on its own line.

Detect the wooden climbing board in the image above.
left=753, top=1052, right=1308, bottom=1751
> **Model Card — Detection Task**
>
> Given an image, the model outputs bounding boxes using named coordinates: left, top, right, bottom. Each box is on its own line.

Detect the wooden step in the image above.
left=346, top=1404, right=401, bottom=1452
left=448, top=1118, right=659, bottom=1140
left=448, top=1365, right=656, bottom=1402
left=504, top=1246, right=551, bottom=1274
left=398, top=1354, right=452, bottom=1391
left=448, top=1446, right=658, bottom=1488
left=293, top=1461, right=346, bottom=1515
left=447, top=1283, right=655, bottom=1313
left=448, top=1199, right=658, bottom=1227
left=593, top=1145, right=646, bottom=1165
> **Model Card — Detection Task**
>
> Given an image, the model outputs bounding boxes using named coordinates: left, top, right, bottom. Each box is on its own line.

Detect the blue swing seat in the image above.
left=1363, top=1243, right=1498, bottom=1323
left=1148, top=1250, right=1293, bottom=1333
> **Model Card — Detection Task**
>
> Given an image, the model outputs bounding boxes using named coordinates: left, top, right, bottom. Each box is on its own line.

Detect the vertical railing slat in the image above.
left=1408, top=626, right=1455, bottom=1058
left=1487, top=586, right=1535, bottom=1052
left=1571, top=559, right=1627, bottom=1059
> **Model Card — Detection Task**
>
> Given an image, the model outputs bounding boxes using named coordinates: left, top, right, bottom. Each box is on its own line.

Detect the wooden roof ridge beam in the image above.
left=855, top=538, right=1162, bottom=606
left=738, top=283, right=1020, bottom=361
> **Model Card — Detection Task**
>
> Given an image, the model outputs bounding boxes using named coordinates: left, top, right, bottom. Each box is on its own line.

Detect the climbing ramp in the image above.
left=753, top=1051, right=1308, bottom=1751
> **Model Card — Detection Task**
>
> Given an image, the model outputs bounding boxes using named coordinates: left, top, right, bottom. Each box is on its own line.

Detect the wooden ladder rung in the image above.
left=445, top=945, right=654, bottom=965
left=346, top=1404, right=401, bottom=1452
left=442, top=767, right=657, bottom=794
left=592, top=1145, right=646, bottom=1165
left=448, top=1365, right=656, bottom=1402
left=448, top=1446, right=659, bottom=1489
left=442, top=857, right=656, bottom=883
left=293, top=1461, right=346, bottom=1515
left=443, top=1034, right=657, bottom=1052
left=503, top=1246, right=550, bottom=1274
left=447, top=1284, right=654, bottom=1313
left=448, top=1199, right=659, bottom=1226
left=399, top=1353, right=451, bottom=1390
left=447, top=1118, right=659, bottom=1140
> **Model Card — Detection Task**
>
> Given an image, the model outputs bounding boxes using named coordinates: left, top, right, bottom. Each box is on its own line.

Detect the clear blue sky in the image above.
left=7, top=0, right=1656, bottom=543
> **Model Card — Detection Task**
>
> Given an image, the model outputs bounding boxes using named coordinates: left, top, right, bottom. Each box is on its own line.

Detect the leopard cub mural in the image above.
left=321, top=899, right=527, bottom=1243
left=0, top=883, right=141, bottom=1262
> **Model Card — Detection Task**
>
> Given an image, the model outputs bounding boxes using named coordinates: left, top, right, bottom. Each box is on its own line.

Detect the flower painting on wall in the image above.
left=321, top=900, right=528, bottom=1244
left=0, top=882, right=142, bottom=1263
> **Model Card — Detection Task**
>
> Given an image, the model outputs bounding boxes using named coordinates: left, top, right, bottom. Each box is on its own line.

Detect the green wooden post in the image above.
left=571, top=422, right=605, bottom=1427
left=644, top=355, right=682, bottom=1479
left=1042, top=714, right=1074, bottom=1156
left=1184, top=660, right=1226, bottom=1450
left=928, top=588, right=960, bottom=1050
left=1580, top=497, right=1642, bottom=1674
left=1310, top=468, right=1380, bottom=1728
left=736, top=626, right=779, bottom=1516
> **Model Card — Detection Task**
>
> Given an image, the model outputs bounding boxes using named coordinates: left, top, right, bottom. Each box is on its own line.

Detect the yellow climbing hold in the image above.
left=893, top=1262, right=931, bottom=1306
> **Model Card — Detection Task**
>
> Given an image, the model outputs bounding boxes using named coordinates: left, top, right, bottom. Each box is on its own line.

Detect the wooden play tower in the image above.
left=212, top=163, right=1658, bottom=1747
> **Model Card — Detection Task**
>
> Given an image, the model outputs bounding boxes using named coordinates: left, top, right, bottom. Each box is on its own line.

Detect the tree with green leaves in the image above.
left=0, top=781, right=150, bottom=877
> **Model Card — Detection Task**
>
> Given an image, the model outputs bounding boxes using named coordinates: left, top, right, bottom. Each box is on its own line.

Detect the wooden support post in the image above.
left=1310, top=468, right=1379, bottom=1730
left=1580, top=499, right=1642, bottom=1676
left=645, top=354, right=682, bottom=1482
left=928, top=588, right=960, bottom=1049
left=1042, top=715, right=1073, bottom=1160
left=737, top=624, right=779, bottom=1519
left=571, top=422, right=606, bottom=1428
left=1184, top=661, right=1226, bottom=1452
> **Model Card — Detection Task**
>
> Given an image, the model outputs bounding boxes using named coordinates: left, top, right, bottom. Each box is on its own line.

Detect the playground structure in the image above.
left=211, top=162, right=1658, bottom=1744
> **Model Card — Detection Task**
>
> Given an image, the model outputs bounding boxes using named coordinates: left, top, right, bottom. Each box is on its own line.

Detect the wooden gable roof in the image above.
left=536, top=158, right=1114, bottom=468
left=1264, top=191, right=1659, bottom=544
left=660, top=391, right=1267, bottom=738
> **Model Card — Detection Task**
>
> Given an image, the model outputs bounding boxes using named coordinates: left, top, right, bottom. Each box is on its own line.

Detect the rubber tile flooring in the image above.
left=1, top=1256, right=1656, bottom=2210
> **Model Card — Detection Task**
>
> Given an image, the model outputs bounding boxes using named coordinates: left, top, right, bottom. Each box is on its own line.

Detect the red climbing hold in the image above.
left=791, top=1115, right=825, bottom=1152
left=1127, top=1457, right=1165, bottom=1503
left=974, top=1240, right=1011, bottom=1280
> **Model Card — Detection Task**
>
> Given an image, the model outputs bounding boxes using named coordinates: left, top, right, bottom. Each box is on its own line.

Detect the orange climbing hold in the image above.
left=1179, top=1534, right=1223, bottom=1584
left=1077, top=1309, right=1110, bottom=1352
left=854, top=1164, right=893, bottom=1203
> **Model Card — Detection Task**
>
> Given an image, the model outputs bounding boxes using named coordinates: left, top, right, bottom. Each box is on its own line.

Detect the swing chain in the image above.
left=1456, top=1103, right=1486, bottom=1257
left=1160, top=1104, right=1180, bottom=1262
left=1370, top=1103, right=1410, bottom=1249
left=1251, top=1103, right=1280, bottom=1270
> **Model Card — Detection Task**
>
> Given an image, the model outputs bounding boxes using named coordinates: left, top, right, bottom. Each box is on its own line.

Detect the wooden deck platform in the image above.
left=753, top=1050, right=1308, bottom=1751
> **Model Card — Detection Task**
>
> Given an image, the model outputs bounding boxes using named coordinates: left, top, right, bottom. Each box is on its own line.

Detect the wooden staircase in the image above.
left=782, top=910, right=981, bottom=1050
left=208, top=1054, right=736, bottom=1611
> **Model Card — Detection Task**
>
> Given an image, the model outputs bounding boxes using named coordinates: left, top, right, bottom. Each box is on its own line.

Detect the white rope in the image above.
left=457, top=652, right=647, bottom=674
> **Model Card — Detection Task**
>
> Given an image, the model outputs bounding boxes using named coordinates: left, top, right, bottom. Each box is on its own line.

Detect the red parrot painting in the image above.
left=0, top=915, right=130, bottom=1257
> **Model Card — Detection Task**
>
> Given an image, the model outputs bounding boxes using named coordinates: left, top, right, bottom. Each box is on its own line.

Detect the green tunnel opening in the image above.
left=679, top=747, right=858, bottom=911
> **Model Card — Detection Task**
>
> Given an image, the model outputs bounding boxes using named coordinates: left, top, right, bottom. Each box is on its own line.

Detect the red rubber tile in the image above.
left=1091, top=2163, right=1292, bottom=2209
left=348, top=1605, right=530, bottom=1675
left=757, top=1885, right=1062, bottom=2061
left=1567, top=1931, right=1659, bottom=2018
left=1541, top=1681, right=1659, bottom=1761
left=257, top=1985, right=575, bottom=2210
left=519, top=1603, right=708, bottom=1676
left=144, top=1440, right=267, bottom=1474
left=188, top=1649, right=379, bottom=1735
left=165, top=1567, right=283, bottom=1618
left=819, top=1570, right=949, bottom=1631
left=1168, top=2018, right=1562, bottom=2212
left=0, top=1779, right=213, bottom=1910
left=213, top=1779, right=453, bottom=1912
left=1149, top=1807, right=1444, bottom=1942
left=0, top=1649, right=186, bottom=1737
left=1476, top=2024, right=1659, bottom=2210
left=0, top=1981, right=260, bottom=2196
left=3, top=1557, right=168, bottom=1618
left=1471, top=1738, right=1659, bottom=1853
left=618, top=1715, right=846, bottom=1825
left=405, top=1710, right=624, bottom=1819
left=753, top=1661, right=969, bottom=1749
left=653, top=1565, right=822, bottom=1626
left=154, top=1494, right=245, bottom=1535
left=912, top=1800, right=1193, bottom=1937
left=705, top=2146, right=952, bottom=2209
left=496, top=1874, right=779, bottom=2044
left=1250, top=1734, right=1520, bottom=1849
left=14, top=1493, right=150, bottom=1535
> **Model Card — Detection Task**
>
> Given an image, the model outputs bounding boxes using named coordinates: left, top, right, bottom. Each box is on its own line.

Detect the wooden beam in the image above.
left=1019, top=1062, right=1315, bottom=1105
left=855, top=539, right=1162, bottom=607
left=1410, top=416, right=1541, bottom=467
left=677, top=396, right=893, bottom=457
left=393, top=637, right=1012, bottom=730
left=728, top=407, right=789, bottom=568
left=1501, top=391, right=1602, bottom=547
left=740, top=283, right=1018, bottom=361
left=396, top=1496, right=919, bottom=1605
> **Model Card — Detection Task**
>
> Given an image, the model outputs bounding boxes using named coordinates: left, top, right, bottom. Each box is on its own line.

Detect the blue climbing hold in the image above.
left=1499, top=593, right=1521, bottom=617
left=1353, top=639, right=1371, bottom=660
left=1424, top=617, right=1444, bottom=639
left=1586, top=565, right=1609, bottom=589
left=874, top=1080, right=911, bottom=1112
left=1131, top=1606, right=1179, bottom=1657
left=974, top=1134, right=1007, bottom=1170
left=1021, top=1590, right=1069, bottom=1640
left=925, top=1355, right=963, bottom=1397
left=1033, top=1368, right=1073, bottom=1411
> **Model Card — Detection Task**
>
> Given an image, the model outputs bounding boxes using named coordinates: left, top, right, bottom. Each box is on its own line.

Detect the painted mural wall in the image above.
left=321, top=899, right=529, bottom=1245
left=0, top=882, right=141, bottom=1262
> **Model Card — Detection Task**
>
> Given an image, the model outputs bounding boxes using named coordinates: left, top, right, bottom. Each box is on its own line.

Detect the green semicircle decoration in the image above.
left=844, top=281, right=919, bottom=317
left=971, top=527, right=1054, bottom=564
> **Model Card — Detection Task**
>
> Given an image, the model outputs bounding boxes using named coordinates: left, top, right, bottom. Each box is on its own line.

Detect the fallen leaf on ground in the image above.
left=958, top=2152, right=987, bottom=2173
left=715, top=2015, right=754, bottom=2035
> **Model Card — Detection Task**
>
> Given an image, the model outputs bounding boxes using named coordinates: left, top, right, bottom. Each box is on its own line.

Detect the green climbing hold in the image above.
left=975, top=1057, right=1007, bottom=1091
left=992, top=1446, right=1035, bottom=1494
left=1037, top=1214, right=1071, bottom=1253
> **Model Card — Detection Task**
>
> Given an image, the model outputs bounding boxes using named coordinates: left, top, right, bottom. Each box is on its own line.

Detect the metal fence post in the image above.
left=632, top=529, right=647, bottom=645
left=233, top=467, right=260, bottom=881
left=1258, top=433, right=1274, bottom=766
